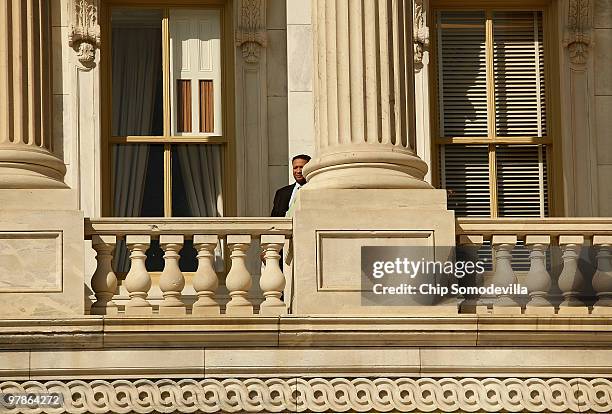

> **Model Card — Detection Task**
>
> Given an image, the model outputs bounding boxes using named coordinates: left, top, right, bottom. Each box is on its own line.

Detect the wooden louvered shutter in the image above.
left=440, top=145, right=491, bottom=217
left=496, top=145, right=548, bottom=217
left=437, top=11, right=488, bottom=137
left=437, top=10, right=549, bottom=218
left=493, top=11, right=546, bottom=137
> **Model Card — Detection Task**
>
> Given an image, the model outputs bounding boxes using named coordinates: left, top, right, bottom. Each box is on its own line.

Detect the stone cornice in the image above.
left=1, top=316, right=612, bottom=349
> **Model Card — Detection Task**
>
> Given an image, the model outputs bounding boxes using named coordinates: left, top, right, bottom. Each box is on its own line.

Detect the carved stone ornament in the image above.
left=563, top=0, right=591, bottom=65
left=1, top=377, right=611, bottom=413
left=235, top=0, right=267, bottom=64
left=413, top=0, right=429, bottom=72
left=69, top=0, right=101, bottom=69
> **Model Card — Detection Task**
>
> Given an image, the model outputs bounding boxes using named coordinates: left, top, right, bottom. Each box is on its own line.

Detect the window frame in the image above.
left=429, top=0, right=564, bottom=217
left=100, top=0, right=237, bottom=217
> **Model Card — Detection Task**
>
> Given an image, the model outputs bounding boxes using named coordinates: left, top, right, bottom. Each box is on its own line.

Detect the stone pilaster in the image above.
left=0, top=0, right=66, bottom=188
left=304, top=0, right=430, bottom=189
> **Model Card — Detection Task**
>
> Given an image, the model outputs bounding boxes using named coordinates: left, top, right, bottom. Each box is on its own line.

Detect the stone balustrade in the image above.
left=84, top=217, right=612, bottom=317
left=457, top=218, right=612, bottom=315
left=85, top=218, right=292, bottom=316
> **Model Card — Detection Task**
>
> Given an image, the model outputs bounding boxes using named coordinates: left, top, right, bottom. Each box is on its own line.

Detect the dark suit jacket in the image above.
left=271, top=183, right=296, bottom=217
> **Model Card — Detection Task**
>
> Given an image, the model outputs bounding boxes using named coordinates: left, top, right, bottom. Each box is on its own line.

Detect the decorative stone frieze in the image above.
left=69, top=0, right=101, bottom=69
left=235, top=0, right=267, bottom=64
left=563, top=0, right=591, bottom=65
left=413, top=0, right=429, bottom=71
left=0, top=377, right=610, bottom=413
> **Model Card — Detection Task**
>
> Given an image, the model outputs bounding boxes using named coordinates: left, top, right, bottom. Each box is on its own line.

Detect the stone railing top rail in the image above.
left=84, top=217, right=293, bottom=238
left=456, top=217, right=612, bottom=237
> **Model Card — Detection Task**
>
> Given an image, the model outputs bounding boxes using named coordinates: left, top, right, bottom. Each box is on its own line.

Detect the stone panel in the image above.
left=595, top=0, right=612, bottom=28
left=266, top=0, right=286, bottom=29
left=594, top=29, right=612, bottom=95
left=266, top=29, right=288, bottom=97
left=267, top=97, right=289, bottom=165
left=596, top=96, right=612, bottom=164
left=317, top=230, right=434, bottom=291
left=0, top=351, right=29, bottom=380
left=287, top=25, right=312, bottom=92
left=29, top=349, right=205, bottom=379
left=287, top=91, right=315, bottom=159
left=420, top=348, right=612, bottom=376
left=0, top=210, right=84, bottom=317
left=286, top=0, right=311, bottom=24
left=599, top=165, right=612, bottom=215
left=0, top=233, right=61, bottom=292
left=204, top=348, right=420, bottom=377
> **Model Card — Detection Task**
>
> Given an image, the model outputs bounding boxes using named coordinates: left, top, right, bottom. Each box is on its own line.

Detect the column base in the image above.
left=0, top=146, right=67, bottom=189
left=303, top=145, right=432, bottom=189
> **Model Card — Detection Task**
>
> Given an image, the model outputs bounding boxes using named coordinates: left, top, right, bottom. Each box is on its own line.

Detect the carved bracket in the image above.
left=413, top=0, right=429, bottom=72
left=69, top=0, right=101, bottom=69
left=235, top=0, right=267, bottom=64
left=563, top=0, right=591, bottom=65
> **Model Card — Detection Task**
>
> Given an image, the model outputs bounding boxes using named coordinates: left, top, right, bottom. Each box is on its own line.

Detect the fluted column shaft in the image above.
left=0, top=0, right=66, bottom=188
left=305, top=0, right=430, bottom=189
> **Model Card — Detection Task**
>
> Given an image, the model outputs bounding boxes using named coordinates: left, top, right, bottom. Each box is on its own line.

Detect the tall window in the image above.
left=433, top=9, right=551, bottom=217
left=104, top=5, right=230, bottom=218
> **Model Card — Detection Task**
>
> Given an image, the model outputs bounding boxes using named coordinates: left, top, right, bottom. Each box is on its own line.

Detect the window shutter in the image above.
left=496, top=145, right=548, bottom=217
left=437, top=11, right=488, bottom=137
left=493, top=11, right=546, bottom=137
left=440, top=145, right=491, bottom=217
left=170, top=9, right=222, bottom=135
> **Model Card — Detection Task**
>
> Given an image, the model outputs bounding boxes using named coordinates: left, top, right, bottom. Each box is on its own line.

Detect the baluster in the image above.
left=159, top=235, right=186, bottom=315
left=192, top=235, right=221, bottom=315
left=259, top=235, right=287, bottom=315
left=525, top=235, right=554, bottom=314
left=491, top=235, right=521, bottom=314
left=592, top=236, right=612, bottom=315
left=124, top=235, right=153, bottom=315
left=225, top=235, right=253, bottom=315
left=557, top=235, right=588, bottom=315
left=457, top=235, right=485, bottom=314
left=91, top=235, right=118, bottom=315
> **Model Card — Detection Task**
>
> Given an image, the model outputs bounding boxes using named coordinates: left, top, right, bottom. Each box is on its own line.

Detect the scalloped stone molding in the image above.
left=1, top=377, right=611, bottom=413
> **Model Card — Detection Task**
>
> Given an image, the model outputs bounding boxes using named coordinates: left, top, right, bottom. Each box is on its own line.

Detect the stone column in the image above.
left=0, top=0, right=66, bottom=188
left=304, top=0, right=430, bottom=189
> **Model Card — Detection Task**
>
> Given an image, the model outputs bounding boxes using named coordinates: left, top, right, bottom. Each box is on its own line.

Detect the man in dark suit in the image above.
left=271, top=154, right=311, bottom=217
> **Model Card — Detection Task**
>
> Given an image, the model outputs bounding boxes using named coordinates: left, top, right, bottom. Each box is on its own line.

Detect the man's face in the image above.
left=292, top=158, right=308, bottom=185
